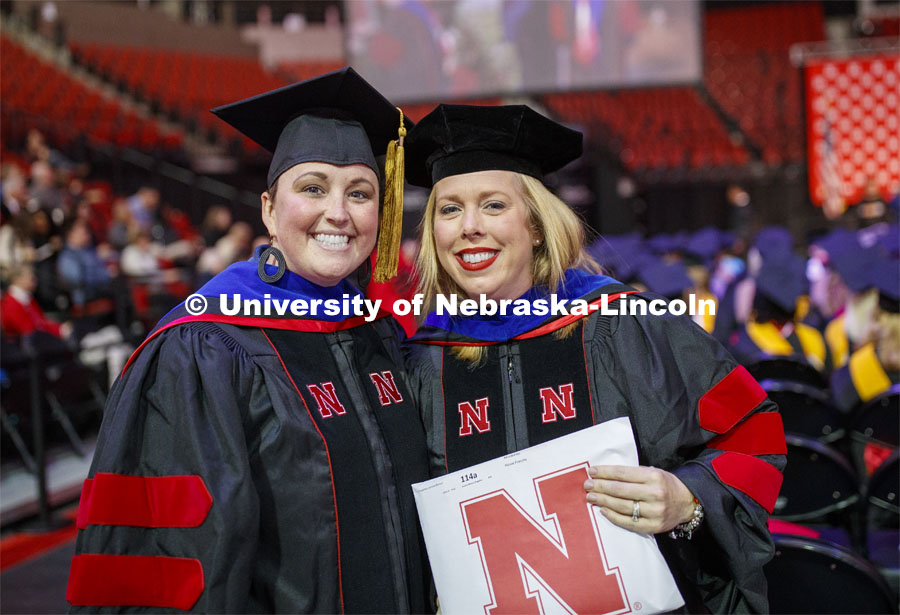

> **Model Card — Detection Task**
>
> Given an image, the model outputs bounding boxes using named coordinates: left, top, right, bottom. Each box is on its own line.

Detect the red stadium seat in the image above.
left=3, top=35, right=173, bottom=150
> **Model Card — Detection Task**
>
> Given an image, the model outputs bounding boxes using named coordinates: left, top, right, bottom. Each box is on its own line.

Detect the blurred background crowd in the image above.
left=0, top=0, right=898, bottom=612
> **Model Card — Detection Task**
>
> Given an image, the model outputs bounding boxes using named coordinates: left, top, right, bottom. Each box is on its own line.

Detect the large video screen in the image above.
left=346, top=0, right=702, bottom=102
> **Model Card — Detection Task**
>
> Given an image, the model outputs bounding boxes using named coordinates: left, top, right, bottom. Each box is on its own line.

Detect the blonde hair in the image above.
left=416, top=173, right=599, bottom=364
left=876, top=311, right=900, bottom=372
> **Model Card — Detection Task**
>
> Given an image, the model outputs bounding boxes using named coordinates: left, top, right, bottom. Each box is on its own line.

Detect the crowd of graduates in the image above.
left=589, top=217, right=899, bottom=474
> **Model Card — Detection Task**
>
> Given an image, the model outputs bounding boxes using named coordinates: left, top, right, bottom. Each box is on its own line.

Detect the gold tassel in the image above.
left=373, top=107, right=406, bottom=283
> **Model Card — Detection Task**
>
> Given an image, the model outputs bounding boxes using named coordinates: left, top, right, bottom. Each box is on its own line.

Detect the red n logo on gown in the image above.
left=306, top=382, right=347, bottom=418
left=459, top=397, right=491, bottom=436
left=369, top=370, right=404, bottom=406
left=461, top=464, right=627, bottom=614
left=539, top=384, right=577, bottom=423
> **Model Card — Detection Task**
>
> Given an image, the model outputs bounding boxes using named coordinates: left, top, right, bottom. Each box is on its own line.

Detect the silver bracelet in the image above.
left=669, top=500, right=704, bottom=540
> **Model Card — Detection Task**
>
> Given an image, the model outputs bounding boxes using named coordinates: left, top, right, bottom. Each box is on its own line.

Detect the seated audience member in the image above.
left=120, top=230, right=162, bottom=278
left=720, top=227, right=793, bottom=340
left=195, top=221, right=253, bottom=281
left=1, top=264, right=72, bottom=341
left=26, top=128, right=77, bottom=172
left=56, top=220, right=113, bottom=307
left=2, top=262, right=129, bottom=385
left=683, top=231, right=728, bottom=334
left=729, top=256, right=830, bottom=372
left=29, top=159, right=67, bottom=216
left=846, top=178, right=894, bottom=229
left=29, top=209, right=61, bottom=259
left=0, top=213, right=36, bottom=283
left=1, top=164, right=30, bottom=216
left=200, top=204, right=233, bottom=247
left=831, top=258, right=900, bottom=413
left=826, top=242, right=883, bottom=367
left=105, top=198, right=137, bottom=251
left=126, top=186, right=161, bottom=233
left=804, top=230, right=852, bottom=335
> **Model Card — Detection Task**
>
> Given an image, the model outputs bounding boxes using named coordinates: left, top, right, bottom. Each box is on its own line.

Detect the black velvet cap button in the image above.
left=211, top=67, right=410, bottom=188
left=404, top=104, right=582, bottom=188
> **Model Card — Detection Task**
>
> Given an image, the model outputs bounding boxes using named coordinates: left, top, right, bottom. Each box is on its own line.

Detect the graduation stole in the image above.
left=411, top=269, right=628, bottom=344
left=121, top=260, right=391, bottom=376
left=849, top=343, right=892, bottom=403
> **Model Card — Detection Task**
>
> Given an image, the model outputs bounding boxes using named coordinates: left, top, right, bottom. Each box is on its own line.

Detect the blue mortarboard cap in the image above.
left=876, top=225, right=900, bottom=257
left=611, top=250, right=655, bottom=283
left=755, top=257, right=808, bottom=313
left=829, top=244, right=882, bottom=294
left=648, top=233, right=680, bottom=255
left=211, top=67, right=410, bottom=188
left=686, top=227, right=727, bottom=262
left=588, top=235, right=647, bottom=281
left=867, top=258, right=900, bottom=312
left=592, top=234, right=642, bottom=257
left=636, top=260, right=693, bottom=298
left=720, top=230, right=737, bottom=249
left=673, top=231, right=690, bottom=253
left=754, top=226, right=793, bottom=260
left=626, top=252, right=658, bottom=281
left=405, top=104, right=582, bottom=188
left=812, top=228, right=857, bottom=259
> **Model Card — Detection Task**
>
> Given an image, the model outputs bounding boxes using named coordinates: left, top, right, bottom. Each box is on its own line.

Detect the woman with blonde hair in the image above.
left=831, top=258, right=900, bottom=413
left=404, top=104, right=786, bottom=613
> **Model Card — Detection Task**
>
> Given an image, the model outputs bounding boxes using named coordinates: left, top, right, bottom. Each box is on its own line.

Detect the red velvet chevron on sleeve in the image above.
left=707, top=412, right=787, bottom=456
left=698, top=366, right=768, bottom=434
left=711, top=452, right=784, bottom=513
left=67, top=554, right=204, bottom=609
left=75, top=473, right=212, bottom=529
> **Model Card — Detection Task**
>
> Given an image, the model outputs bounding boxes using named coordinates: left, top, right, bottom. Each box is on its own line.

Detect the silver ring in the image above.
left=632, top=501, right=640, bottom=522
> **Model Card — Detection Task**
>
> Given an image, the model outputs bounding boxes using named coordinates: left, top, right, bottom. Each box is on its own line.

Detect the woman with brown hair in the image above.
left=67, top=69, right=431, bottom=613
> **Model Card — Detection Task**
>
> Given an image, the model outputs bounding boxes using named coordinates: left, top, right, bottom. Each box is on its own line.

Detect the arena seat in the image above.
left=0, top=333, right=105, bottom=465
left=849, top=385, right=900, bottom=477
left=863, top=452, right=899, bottom=587
left=766, top=535, right=897, bottom=614
left=2, top=35, right=183, bottom=151
left=277, top=60, right=347, bottom=84
left=760, top=380, right=844, bottom=444
left=704, top=3, right=825, bottom=165
left=747, top=357, right=827, bottom=389
left=68, top=42, right=325, bottom=151
left=773, top=435, right=860, bottom=550
left=544, top=87, right=745, bottom=173
left=775, top=434, right=859, bottom=521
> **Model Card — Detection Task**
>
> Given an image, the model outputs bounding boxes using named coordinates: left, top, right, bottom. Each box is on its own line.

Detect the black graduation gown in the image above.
left=66, top=262, right=431, bottom=613
left=831, top=342, right=900, bottom=413
left=728, top=320, right=831, bottom=373
left=406, top=273, right=786, bottom=614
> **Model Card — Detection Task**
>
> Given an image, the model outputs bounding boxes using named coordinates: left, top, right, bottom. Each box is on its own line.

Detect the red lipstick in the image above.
left=456, top=248, right=499, bottom=271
